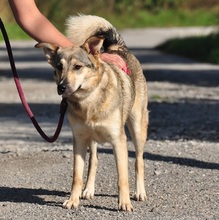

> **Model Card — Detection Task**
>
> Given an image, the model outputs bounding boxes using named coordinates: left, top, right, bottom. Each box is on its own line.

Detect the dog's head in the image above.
left=35, top=36, right=104, bottom=100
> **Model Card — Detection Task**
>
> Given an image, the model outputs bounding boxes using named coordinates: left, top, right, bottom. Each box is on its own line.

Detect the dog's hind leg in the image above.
left=82, top=141, right=98, bottom=200
left=63, top=138, right=87, bottom=209
left=113, top=131, right=134, bottom=211
left=127, top=106, right=148, bottom=201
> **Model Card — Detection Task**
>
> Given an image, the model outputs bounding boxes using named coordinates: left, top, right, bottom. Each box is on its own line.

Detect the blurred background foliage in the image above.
left=1, top=0, right=219, bottom=64
left=1, top=0, right=219, bottom=31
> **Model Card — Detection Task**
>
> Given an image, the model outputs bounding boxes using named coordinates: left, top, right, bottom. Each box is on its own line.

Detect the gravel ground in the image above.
left=0, top=28, right=219, bottom=219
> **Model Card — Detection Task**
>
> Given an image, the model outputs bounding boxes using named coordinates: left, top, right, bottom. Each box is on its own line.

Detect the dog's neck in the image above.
left=66, top=68, right=120, bottom=123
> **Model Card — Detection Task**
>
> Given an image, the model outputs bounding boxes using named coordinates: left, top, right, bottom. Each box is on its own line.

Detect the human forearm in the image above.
left=9, top=0, right=73, bottom=47
left=9, top=0, right=128, bottom=70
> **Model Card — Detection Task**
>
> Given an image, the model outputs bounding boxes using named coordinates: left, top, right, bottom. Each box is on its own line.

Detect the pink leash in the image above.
left=0, top=18, right=67, bottom=143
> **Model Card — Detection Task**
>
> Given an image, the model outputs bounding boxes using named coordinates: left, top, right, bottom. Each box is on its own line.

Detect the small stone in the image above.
left=154, top=169, right=161, bottom=176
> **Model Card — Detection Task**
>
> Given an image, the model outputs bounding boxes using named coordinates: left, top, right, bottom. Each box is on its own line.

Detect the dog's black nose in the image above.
left=57, top=83, right=66, bottom=95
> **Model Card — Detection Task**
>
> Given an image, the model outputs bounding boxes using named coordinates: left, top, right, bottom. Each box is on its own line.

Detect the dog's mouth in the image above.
left=60, top=84, right=82, bottom=97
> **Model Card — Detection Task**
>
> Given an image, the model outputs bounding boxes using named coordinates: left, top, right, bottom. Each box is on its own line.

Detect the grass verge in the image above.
left=1, top=9, right=219, bottom=41
left=0, top=23, right=31, bottom=41
left=156, top=33, right=219, bottom=65
left=106, top=9, right=219, bottom=29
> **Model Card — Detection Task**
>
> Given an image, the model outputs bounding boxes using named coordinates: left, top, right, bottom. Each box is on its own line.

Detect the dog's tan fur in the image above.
left=36, top=15, right=148, bottom=211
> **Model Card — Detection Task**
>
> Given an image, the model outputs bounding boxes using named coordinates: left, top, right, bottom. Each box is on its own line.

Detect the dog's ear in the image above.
left=82, top=36, right=104, bottom=56
left=35, top=43, right=59, bottom=65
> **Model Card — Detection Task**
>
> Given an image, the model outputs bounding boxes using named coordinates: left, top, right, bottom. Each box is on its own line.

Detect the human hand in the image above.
left=100, top=53, right=130, bottom=74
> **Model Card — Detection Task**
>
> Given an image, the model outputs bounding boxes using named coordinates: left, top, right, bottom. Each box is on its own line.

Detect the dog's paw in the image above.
left=82, top=188, right=94, bottom=200
left=119, top=202, right=134, bottom=212
left=134, top=191, right=147, bottom=201
left=63, top=198, right=80, bottom=209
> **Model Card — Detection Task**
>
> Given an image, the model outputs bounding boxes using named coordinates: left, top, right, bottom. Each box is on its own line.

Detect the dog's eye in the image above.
left=74, top=65, right=82, bottom=70
left=56, top=62, right=63, bottom=70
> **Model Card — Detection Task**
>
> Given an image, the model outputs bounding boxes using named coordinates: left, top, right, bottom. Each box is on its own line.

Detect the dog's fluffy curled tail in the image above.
left=66, top=15, right=126, bottom=50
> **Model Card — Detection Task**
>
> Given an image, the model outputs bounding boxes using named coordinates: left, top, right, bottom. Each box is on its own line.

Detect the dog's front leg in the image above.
left=82, top=141, right=98, bottom=199
left=113, top=133, right=133, bottom=211
left=63, top=138, right=87, bottom=209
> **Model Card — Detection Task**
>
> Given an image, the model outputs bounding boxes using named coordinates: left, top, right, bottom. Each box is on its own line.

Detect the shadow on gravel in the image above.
left=0, top=103, right=60, bottom=118
left=144, top=152, right=219, bottom=170
left=0, top=44, right=54, bottom=81
left=1, top=46, right=219, bottom=86
left=145, top=69, right=219, bottom=87
left=83, top=204, right=117, bottom=212
left=148, top=100, right=219, bottom=142
left=0, top=187, right=66, bottom=206
left=0, top=68, right=54, bottom=82
left=98, top=148, right=219, bottom=170
left=83, top=194, right=118, bottom=212
left=0, top=45, right=46, bottom=62
left=130, top=47, right=219, bottom=87
left=0, top=98, right=219, bottom=142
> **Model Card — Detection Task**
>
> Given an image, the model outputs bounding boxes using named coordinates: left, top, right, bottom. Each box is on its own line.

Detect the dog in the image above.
left=36, top=15, right=148, bottom=211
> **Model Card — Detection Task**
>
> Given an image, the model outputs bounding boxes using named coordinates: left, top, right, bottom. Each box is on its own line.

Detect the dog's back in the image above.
left=66, top=15, right=148, bottom=121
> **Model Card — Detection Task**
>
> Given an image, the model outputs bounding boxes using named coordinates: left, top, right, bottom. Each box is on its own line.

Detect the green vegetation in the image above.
left=105, top=9, right=219, bottom=29
left=1, top=0, right=219, bottom=40
left=1, top=9, right=218, bottom=41
left=156, top=33, right=219, bottom=64
left=1, top=0, right=219, bottom=64
left=0, top=23, right=31, bottom=41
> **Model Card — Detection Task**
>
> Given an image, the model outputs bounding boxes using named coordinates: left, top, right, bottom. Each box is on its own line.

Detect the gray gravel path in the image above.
left=0, top=27, right=219, bottom=219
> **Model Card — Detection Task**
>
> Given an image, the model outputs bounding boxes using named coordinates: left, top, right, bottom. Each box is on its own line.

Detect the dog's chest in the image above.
left=88, top=122, right=113, bottom=143
left=72, top=118, right=120, bottom=144
left=68, top=99, right=122, bottom=143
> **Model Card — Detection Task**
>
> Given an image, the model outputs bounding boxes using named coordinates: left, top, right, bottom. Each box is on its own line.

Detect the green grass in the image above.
left=156, top=33, right=219, bottom=64
left=1, top=9, right=219, bottom=64
left=1, top=9, right=218, bottom=41
left=103, top=9, right=219, bottom=29
left=0, top=23, right=31, bottom=41
left=131, top=9, right=218, bottom=28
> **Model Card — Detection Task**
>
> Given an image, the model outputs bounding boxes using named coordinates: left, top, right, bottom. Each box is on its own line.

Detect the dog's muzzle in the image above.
left=57, top=82, right=66, bottom=95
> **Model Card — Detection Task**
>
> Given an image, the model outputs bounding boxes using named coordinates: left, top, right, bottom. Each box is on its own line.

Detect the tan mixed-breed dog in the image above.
left=36, top=15, right=148, bottom=211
